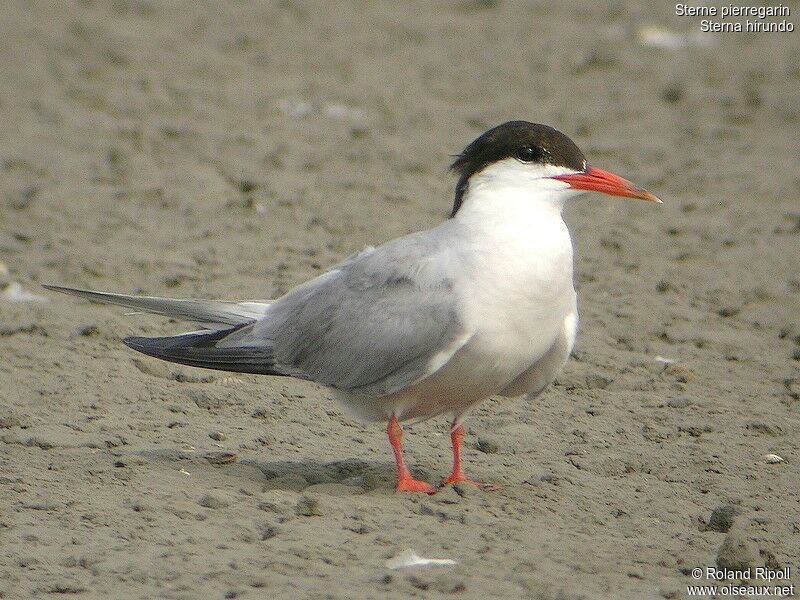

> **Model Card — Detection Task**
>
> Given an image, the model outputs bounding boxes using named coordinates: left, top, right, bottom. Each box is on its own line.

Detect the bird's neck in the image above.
left=452, top=179, right=569, bottom=237
left=450, top=180, right=574, bottom=289
left=448, top=181, right=576, bottom=340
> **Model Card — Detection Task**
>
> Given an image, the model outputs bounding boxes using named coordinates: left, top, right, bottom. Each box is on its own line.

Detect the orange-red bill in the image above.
left=552, top=166, right=661, bottom=203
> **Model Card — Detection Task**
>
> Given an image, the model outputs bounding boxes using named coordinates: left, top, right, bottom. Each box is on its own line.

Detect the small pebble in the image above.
left=295, top=496, right=323, bottom=517
left=705, top=505, right=738, bottom=533
left=9, top=185, right=38, bottom=210
left=716, top=533, right=755, bottom=571
left=238, top=179, right=258, bottom=194
left=303, top=483, right=362, bottom=496
left=747, top=422, right=781, bottom=436
left=434, top=486, right=462, bottom=504
left=664, top=364, right=695, bottom=383
left=260, top=526, right=278, bottom=541
left=660, top=84, right=684, bottom=104
left=760, top=549, right=780, bottom=570
left=263, top=474, right=308, bottom=492
left=341, top=475, right=366, bottom=488
left=585, top=374, right=612, bottom=389
left=0, top=411, right=21, bottom=429
left=204, top=451, right=237, bottom=465
left=475, top=438, right=498, bottom=454
left=198, top=494, right=229, bottom=509
left=77, top=325, right=99, bottom=337
left=665, top=398, right=691, bottom=409
left=209, top=431, right=226, bottom=441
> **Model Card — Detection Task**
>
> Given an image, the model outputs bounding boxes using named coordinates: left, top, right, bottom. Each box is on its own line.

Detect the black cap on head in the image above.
left=450, top=121, right=586, bottom=216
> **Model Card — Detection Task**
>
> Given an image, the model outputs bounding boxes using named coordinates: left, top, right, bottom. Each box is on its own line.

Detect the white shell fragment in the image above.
left=385, top=549, right=457, bottom=570
left=323, top=103, right=365, bottom=121
left=1, top=263, right=48, bottom=303
left=654, top=355, right=677, bottom=366
left=277, top=98, right=312, bottom=119
left=764, top=454, right=785, bottom=464
left=636, top=25, right=713, bottom=50
left=2, top=281, right=49, bottom=303
left=277, top=99, right=367, bottom=122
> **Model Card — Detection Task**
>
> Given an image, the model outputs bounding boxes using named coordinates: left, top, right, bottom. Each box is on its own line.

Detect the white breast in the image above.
left=341, top=165, right=580, bottom=423
left=455, top=177, right=576, bottom=375
left=387, top=184, right=576, bottom=421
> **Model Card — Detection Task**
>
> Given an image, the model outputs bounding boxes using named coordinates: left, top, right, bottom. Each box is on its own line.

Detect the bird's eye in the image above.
left=515, top=146, right=541, bottom=162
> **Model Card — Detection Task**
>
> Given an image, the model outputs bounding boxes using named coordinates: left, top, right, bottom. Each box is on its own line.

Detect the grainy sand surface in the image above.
left=1, top=1, right=799, bottom=598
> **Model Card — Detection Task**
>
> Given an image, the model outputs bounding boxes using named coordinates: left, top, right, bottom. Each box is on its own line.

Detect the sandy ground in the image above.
left=2, top=1, right=799, bottom=598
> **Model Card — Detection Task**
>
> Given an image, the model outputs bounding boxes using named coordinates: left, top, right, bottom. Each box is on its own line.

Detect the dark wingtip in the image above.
left=41, top=284, right=93, bottom=297
left=123, top=335, right=176, bottom=361
left=123, top=336, right=149, bottom=352
left=42, top=284, right=66, bottom=292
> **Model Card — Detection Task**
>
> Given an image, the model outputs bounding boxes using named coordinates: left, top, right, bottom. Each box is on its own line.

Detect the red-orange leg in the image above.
left=441, top=423, right=500, bottom=490
left=387, top=415, right=436, bottom=494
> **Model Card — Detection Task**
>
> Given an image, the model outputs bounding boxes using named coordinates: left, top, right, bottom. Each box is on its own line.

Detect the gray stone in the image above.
left=295, top=496, right=323, bottom=517
left=706, top=505, right=738, bottom=533
left=716, top=533, right=755, bottom=571
left=303, top=483, right=362, bottom=496
left=262, top=474, right=308, bottom=492
left=198, top=494, right=229, bottom=509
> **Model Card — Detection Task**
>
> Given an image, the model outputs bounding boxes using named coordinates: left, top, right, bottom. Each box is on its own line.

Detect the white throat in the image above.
left=453, top=158, right=582, bottom=227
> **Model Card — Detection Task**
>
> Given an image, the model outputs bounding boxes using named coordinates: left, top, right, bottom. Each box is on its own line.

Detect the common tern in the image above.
left=45, top=121, right=660, bottom=494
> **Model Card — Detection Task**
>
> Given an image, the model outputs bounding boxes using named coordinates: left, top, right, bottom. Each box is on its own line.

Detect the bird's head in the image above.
left=449, top=121, right=660, bottom=217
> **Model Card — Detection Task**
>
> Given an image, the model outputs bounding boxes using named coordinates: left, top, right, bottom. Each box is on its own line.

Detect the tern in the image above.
left=45, top=121, right=660, bottom=494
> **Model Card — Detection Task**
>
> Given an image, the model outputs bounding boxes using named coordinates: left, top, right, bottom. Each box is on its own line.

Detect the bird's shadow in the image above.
left=133, top=448, right=435, bottom=493
left=243, top=457, right=395, bottom=491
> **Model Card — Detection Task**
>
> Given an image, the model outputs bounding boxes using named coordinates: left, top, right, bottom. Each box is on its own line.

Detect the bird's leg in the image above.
left=388, top=415, right=436, bottom=494
left=441, top=423, right=499, bottom=490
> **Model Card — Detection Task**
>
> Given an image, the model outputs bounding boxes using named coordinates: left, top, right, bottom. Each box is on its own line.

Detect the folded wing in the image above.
left=45, top=229, right=469, bottom=398
left=246, top=233, right=467, bottom=397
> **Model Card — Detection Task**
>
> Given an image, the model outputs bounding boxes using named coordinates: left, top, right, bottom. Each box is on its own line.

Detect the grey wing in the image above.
left=234, top=235, right=467, bottom=397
